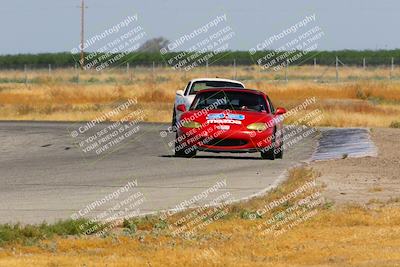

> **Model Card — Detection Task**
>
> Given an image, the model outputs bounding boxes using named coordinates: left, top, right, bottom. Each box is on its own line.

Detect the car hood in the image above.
left=180, top=109, right=275, bottom=126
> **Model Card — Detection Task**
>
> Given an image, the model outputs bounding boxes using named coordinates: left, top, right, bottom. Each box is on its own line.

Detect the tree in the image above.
left=138, top=37, right=170, bottom=52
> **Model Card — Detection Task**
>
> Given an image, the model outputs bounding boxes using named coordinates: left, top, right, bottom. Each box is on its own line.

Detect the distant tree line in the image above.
left=0, top=50, right=399, bottom=69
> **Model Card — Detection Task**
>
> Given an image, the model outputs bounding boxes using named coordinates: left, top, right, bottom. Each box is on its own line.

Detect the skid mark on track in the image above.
left=312, top=128, right=377, bottom=161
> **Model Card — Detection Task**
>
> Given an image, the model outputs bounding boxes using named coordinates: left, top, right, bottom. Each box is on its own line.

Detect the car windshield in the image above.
left=189, top=81, right=244, bottom=95
left=191, top=91, right=268, bottom=112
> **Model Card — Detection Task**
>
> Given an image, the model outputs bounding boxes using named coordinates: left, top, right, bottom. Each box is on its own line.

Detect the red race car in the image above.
left=174, top=88, right=286, bottom=159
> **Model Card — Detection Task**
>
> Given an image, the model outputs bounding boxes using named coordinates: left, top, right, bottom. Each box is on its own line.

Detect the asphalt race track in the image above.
left=0, top=121, right=319, bottom=224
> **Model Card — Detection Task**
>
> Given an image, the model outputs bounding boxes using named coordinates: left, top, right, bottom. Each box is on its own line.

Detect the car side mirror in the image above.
left=275, top=107, right=286, bottom=115
left=177, top=104, right=186, bottom=112
left=176, top=90, right=184, bottom=96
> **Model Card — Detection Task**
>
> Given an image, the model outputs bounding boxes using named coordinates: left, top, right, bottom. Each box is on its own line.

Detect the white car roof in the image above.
left=189, top=78, right=245, bottom=86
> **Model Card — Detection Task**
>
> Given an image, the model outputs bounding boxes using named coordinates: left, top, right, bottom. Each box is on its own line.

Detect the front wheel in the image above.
left=171, top=106, right=177, bottom=129
left=261, top=146, right=275, bottom=160
left=261, top=132, right=276, bottom=160
left=275, top=140, right=283, bottom=159
left=174, top=134, right=196, bottom=158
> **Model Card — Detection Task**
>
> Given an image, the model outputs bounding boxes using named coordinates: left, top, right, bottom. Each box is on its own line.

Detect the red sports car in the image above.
left=174, top=88, right=286, bottom=159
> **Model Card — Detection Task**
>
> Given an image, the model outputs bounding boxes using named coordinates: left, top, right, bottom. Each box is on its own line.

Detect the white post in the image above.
left=130, top=63, right=133, bottom=82
left=363, top=58, right=366, bottom=70
left=75, top=63, right=80, bottom=84
left=24, top=64, right=28, bottom=84
left=152, top=61, right=155, bottom=82
left=335, top=56, right=339, bottom=82
left=313, top=58, right=317, bottom=81
left=285, top=59, right=289, bottom=82
left=391, top=57, right=394, bottom=80
left=48, top=64, right=52, bottom=76
left=127, top=62, right=130, bottom=74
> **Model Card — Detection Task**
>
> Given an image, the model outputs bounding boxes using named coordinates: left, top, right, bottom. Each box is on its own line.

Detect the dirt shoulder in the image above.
left=313, top=128, right=400, bottom=205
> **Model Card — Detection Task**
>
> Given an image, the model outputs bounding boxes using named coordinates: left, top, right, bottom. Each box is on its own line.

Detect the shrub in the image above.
left=0, top=219, right=104, bottom=246
left=389, top=121, right=400, bottom=128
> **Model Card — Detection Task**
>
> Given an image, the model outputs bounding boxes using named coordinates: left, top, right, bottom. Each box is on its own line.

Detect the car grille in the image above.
left=204, top=138, right=247, bottom=147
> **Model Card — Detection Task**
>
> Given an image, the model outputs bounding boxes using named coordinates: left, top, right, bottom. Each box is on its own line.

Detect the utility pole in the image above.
left=79, top=0, right=87, bottom=69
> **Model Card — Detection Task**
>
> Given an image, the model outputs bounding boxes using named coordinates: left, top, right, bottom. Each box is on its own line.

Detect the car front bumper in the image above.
left=177, top=125, right=274, bottom=153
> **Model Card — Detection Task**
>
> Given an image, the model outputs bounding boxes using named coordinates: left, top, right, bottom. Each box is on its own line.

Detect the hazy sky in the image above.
left=0, top=0, right=398, bottom=55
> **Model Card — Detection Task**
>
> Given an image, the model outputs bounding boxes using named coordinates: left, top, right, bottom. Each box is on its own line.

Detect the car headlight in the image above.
left=182, top=121, right=201, bottom=128
left=247, top=123, right=268, bottom=131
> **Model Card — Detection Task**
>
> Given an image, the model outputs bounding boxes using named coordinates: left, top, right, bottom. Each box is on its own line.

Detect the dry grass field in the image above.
left=0, top=65, right=400, bottom=127
left=0, top=167, right=399, bottom=266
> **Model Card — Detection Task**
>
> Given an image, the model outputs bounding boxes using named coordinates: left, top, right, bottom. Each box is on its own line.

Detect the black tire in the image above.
left=175, top=146, right=196, bottom=158
left=171, top=106, right=177, bottom=129
left=275, top=140, right=283, bottom=159
left=174, top=134, right=196, bottom=158
left=261, top=146, right=275, bottom=160
left=274, top=128, right=284, bottom=159
left=261, top=130, right=276, bottom=160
